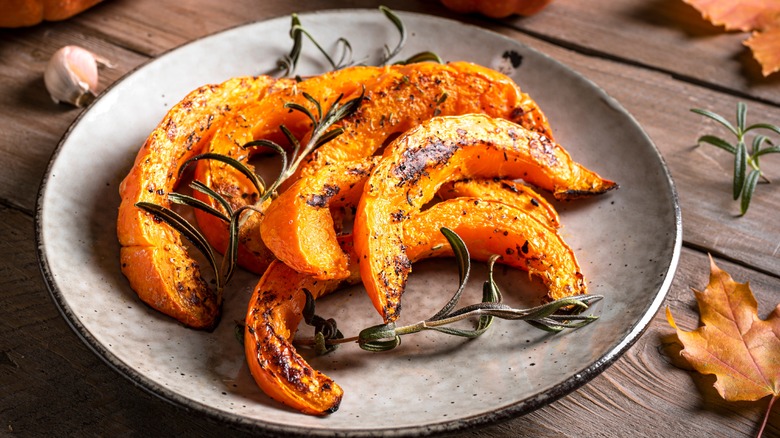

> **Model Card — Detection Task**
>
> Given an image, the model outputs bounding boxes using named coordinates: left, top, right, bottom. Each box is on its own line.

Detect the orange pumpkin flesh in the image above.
left=192, top=68, right=382, bottom=271
left=438, top=178, right=560, bottom=228
left=260, top=157, right=379, bottom=280
left=293, top=61, right=554, bottom=183
left=193, top=61, right=554, bottom=272
left=403, top=197, right=584, bottom=300
left=246, top=193, right=579, bottom=415
left=260, top=162, right=563, bottom=283
left=244, top=236, right=360, bottom=416
left=117, top=75, right=278, bottom=329
left=354, top=114, right=616, bottom=322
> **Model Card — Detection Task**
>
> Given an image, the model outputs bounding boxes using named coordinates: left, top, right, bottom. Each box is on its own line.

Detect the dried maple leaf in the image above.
left=666, top=256, right=780, bottom=435
left=683, top=0, right=780, bottom=31
left=682, top=0, right=780, bottom=76
left=744, top=27, right=780, bottom=77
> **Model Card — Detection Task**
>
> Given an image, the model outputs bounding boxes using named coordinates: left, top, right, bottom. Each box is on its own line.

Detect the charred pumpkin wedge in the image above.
left=192, top=67, right=383, bottom=271
left=260, top=157, right=379, bottom=280
left=438, top=178, right=560, bottom=228
left=246, top=197, right=580, bottom=415
left=244, top=236, right=360, bottom=416
left=292, top=60, right=554, bottom=183
left=260, top=160, right=561, bottom=281
left=354, top=114, right=616, bottom=322
left=403, top=197, right=584, bottom=299
left=194, top=61, right=554, bottom=272
left=117, top=75, right=278, bottom=329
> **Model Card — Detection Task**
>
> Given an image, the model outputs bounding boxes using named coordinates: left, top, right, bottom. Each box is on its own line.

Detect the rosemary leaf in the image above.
left=378, top=6, right=407, bottom=65
left=734, top=141, right=747, bottom=200
left=396, top=51, right=444, bottom=65
left=697, top=134, right=736, bottom=154
left=692, top=102, right=779, bottom=215
left=691, top=108, right=739, bottom=137
left=180, top=153, right=266, bottom=197
left=136, top=201, right=222, bottom=290
left=745, top=122, right=780, bottom=136
left=167, top=191, right=230, bottom=223
left=190, top=180, right=235, bottom=217
left=740, top=169, right=760, bottom=216
left=429, top=227, right=471, bottom=321
left=358, top=323, right=401, bottom=352
left=736, top=101, right=747, bottom=134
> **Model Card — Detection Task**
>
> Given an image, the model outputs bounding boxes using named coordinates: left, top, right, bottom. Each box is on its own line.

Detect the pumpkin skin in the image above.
left=117, top=75, right=278, bottom=329
left=0, top=0, right=103, bottom=27
left=353, top=114, right=616, bottom=322
left=440, top=0, right=553, bottom=18
left=260, top=157, right=380, bottom=280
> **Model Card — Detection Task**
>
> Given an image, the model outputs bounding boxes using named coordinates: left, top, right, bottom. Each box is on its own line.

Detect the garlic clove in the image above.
left=44, top=45, right=100, bottom=107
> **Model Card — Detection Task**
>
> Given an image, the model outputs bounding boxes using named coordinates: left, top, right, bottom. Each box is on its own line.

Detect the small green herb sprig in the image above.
left=297, top=227, right=602, bottom=355
left=692, top=102, right=780, bottom=215
left=278, top=6, right=441, bottom=77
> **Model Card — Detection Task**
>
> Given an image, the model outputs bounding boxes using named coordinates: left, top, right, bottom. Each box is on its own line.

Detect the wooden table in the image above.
left=2, top=0, right=778, bottom=436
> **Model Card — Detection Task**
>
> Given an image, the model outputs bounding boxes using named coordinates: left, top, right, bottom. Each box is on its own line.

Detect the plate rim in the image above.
left=34, top=7, right=682, bottom=437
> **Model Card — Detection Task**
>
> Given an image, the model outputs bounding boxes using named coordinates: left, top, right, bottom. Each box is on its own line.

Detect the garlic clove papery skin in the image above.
left=44, top=45, right=100, bottom=107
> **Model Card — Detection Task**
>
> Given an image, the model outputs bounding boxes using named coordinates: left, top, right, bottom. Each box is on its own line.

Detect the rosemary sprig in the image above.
left=278, top=13, right=354, bottom=76
left=241, top=89, right=365, bottom=206
left=297, top=228, right=602, bottom=354
left=692, top=102, right=780, bottom=215
left=277, top=6, right=441, bottom=77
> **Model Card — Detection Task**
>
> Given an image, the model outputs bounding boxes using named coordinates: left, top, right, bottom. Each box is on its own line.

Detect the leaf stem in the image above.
left=756, top=395, right=776, bottom=438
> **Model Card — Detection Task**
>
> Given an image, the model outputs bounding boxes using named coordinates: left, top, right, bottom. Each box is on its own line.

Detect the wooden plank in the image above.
left=4, top=201, right=776, bottom=437
left=501, top=0, right=780, bottom=105
left=58, top=0, right=447, bottom=57
left=1, top=9, right=777, bottom=273
left=481, top=26, right=780, bottom=277
left=0, top=24, right=149, bottom=210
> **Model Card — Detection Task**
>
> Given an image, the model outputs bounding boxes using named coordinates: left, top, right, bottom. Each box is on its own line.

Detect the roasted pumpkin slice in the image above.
left=247, top=195, right=578, bottom=415
left=354, top=114, right=615, bottom=322
left=196, top=61, right=556, bottom=272
left=262, top=171, right=561, bottom=283
left=244, top=236, right=360, bottom=415
left=260, top=157, right=379, bottom=280
left=292, top=60, right=554, bottom=183
left=403, top=197, right=584, bottom=300
left=117, top=75, right=278, bottom=329
left=438, top=178, right=560, bottom=228
left=192, top=67, right=384, bottom=272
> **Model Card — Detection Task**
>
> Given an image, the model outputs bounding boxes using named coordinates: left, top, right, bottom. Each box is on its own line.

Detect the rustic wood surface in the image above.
left=1, top=0, right=778, bottom=436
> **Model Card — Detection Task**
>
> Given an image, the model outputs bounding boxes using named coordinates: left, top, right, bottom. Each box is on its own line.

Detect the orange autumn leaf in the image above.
left=682, top=0, right=780, bottom=76
left=666, top=257, right=780, bottom=406
left=683, top=0, right=780, bottom=31
left=745, top=27, right=780, bottom=77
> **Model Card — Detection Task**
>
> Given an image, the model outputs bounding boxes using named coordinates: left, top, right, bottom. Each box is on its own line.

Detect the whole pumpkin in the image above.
left=440, top=0, right=552, bottom=18
left=0, top=0, right=103, bottom=28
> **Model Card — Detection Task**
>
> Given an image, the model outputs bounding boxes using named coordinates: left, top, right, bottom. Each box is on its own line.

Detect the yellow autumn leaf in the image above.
left=667, top=256, right=779, bottom=434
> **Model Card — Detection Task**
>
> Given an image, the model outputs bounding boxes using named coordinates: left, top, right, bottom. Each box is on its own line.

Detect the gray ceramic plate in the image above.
left=36, top=9, right=681, bottom=437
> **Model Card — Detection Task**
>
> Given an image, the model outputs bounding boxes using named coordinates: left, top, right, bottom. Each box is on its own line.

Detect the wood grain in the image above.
left=502, top=0, right=780, bottom=105
left=1, top=0, right=779, bottom=436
